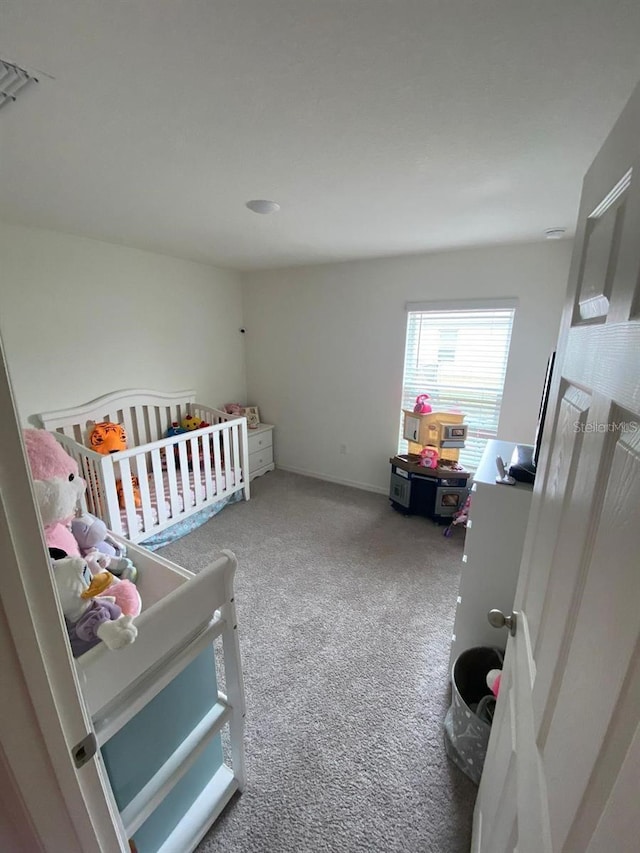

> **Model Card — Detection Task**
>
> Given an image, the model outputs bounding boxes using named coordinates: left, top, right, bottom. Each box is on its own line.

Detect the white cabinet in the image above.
left=247, top=423, right=275, bottom=480
left=449, top=440, right=533, bottom=668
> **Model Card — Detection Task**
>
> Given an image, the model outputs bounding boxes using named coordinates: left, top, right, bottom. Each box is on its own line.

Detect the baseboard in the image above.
left=275, top=465, right=388, bottom=496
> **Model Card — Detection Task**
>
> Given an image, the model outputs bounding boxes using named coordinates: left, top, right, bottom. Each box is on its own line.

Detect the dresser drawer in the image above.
left=249, top=445, right=274, bottom=472
left=248, top=430, right=273, bottom=455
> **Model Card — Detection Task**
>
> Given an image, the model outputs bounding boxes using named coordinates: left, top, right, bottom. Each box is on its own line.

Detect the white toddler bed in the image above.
left=81, top=543, right=246, bottom=853
left=36, top=389, right=250, bottom=548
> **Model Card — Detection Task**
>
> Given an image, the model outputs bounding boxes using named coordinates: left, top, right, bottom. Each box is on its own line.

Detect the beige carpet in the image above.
left=159, top=469, right=477, bottom=853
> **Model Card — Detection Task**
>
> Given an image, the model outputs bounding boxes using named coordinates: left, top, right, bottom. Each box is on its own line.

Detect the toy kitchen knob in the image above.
left=488, top=608, right=517, bottom=636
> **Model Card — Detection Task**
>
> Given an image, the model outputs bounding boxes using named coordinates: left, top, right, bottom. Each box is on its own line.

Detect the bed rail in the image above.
left=52, top=419, right=250, bottom=543
left=36, top=390, right=251, bottom=544
left=36, top=388, right=198, bottom=446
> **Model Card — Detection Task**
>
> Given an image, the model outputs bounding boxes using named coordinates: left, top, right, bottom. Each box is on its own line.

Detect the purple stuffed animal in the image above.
left=71, top=513, right=138, bottom=582
left=72, top=512, right=123, bottom=557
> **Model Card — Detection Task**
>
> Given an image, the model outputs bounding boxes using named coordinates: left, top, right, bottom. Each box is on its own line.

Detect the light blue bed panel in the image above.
left=100, top=646, right=224, bottom=850
left=130, top=740, right=224, bottom=853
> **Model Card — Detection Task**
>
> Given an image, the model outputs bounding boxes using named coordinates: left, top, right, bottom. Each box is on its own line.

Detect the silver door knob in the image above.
left=488, top=608, right=517, bottom=636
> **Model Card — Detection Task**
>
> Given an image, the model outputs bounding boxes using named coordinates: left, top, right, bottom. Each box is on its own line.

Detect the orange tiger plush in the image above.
left=116, top=477, right=142, bottom=509
left=89, top=421, right=128, bottom=454
left=89, top=422, right=142, bottom=509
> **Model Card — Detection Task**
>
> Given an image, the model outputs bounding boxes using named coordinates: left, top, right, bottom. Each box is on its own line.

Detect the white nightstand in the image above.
left=247, top=423, right=275, bottom=480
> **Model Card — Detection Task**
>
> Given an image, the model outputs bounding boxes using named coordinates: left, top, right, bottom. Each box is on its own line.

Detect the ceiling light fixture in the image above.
left=544, top=227, right=566, bottom=240
left=0, top=59, right=39, bottom=110
left=246, top=199, right=280, bottom=215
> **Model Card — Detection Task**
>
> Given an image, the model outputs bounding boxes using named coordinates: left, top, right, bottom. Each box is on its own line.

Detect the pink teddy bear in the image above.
left=23, top=429, right=86, bottom=557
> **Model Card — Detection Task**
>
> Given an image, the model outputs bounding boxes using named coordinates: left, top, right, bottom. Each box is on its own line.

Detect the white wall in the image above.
left=242, top=241, right=573, bottom=492
left=0, top=224, right=573, bottom=494
left=0, top=223, right=246, bottom=423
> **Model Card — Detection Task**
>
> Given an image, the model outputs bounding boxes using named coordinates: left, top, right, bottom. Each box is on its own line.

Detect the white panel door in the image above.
left=473, top=80, right=640, bottom=853
left=0, top=339, right=127, bottom=852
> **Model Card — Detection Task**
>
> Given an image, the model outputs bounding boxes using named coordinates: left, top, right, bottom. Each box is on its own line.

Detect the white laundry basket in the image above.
left=444, top=646, right=503, bottom=784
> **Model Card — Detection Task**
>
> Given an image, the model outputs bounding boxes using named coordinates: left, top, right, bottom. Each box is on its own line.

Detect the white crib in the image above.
left=36, top=388, right=250, bottom=547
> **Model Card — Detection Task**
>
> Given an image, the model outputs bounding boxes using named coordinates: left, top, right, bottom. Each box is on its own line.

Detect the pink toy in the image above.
left=223, top=403, right=244, bottom=416
left=419, top=445, right=439, bottom=469
left=486, top=669, right=502, bottom=697
left=443, top=493, right=472, bottom=537
left=414, top=394, right=432, bottom=414
left=23, top=429, right=86, bottom=557
left=104, top=574, right=142, bottom=617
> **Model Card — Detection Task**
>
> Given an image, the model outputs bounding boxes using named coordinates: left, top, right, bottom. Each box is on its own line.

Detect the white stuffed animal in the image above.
left=52, top=555, right=138, bottom=657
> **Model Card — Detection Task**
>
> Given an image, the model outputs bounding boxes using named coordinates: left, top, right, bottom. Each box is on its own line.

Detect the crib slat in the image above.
left=212, top=431, right=223, bottom=497
left=151, top=448, right=167, bottom=527
left=83, top=420, right=96, bottom=444
left=105, top=409, right=119, bottom=427
left=120, top=408, right=136, bottom=446
left=145, top=408, right=154, bottom=443
left=152, top=408, right=163, bottom=443
left=84, top=456, right=100, bottom=517
left=177, top=441, right=191, bottom=510
left=118, top=457, right=139, bottom=540
left=190, top=435, right=203, bottom=506
left=135, top=453, right=153, bottom=534
left=202, top=432, right=214, bottom=501
left=79, top=454, right=93, bottom=514
left=231, top=424, right=240, bottom=488
left=100, top=456, right=123, bottom=536
left=239, top=419, right=250, bottom=499
left=193, top=402, right=228, bottom=426
left=146, top=406, right=159, bottom=443
left=164, top=444, right=181, bottom=519
left=222, top=428, right=232, bottom=491
left=133, top=405, right=148, bottom=445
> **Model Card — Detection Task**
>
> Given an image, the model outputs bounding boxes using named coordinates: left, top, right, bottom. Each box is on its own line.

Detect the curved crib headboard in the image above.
left=35, top=388, right=197, bottom=446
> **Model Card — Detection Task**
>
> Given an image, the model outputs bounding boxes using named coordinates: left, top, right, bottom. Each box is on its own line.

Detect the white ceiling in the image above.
left=2, top=1, right=640, bottom=271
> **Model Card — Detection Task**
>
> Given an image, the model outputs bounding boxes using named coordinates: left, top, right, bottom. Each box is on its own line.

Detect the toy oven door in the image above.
left=435, top=486, right=467, bottom=517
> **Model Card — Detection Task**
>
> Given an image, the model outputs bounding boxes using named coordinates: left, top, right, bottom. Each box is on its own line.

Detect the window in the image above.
left=399, top=300, right=516, bottom=470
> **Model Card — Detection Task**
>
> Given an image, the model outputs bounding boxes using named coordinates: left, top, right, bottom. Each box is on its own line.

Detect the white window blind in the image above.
left=399, top=303, right=516, bottom=470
